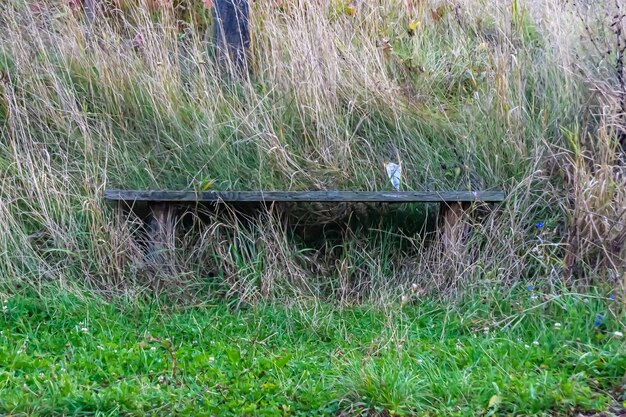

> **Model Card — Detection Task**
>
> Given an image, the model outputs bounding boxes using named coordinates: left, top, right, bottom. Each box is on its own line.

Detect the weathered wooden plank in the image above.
left=104, top=190, right=505, bottom=203
left=146, top=202, right=176, bottom=272
left=440, top=201, right=471, bottom=251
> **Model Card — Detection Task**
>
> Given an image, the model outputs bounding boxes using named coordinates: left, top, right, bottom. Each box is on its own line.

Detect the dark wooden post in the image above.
left=212, top=0, right=250, bottom=74
left=84, top=0, right=97, bottom=25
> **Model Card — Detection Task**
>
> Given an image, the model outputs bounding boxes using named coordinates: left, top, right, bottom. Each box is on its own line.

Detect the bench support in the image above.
left=104, top=191, right=504, bottom=273
left=439, top=201, right=471, bottom=251
left=141, top=201, right=474, bottom=259
left=146, top=203, right=176, bottom=272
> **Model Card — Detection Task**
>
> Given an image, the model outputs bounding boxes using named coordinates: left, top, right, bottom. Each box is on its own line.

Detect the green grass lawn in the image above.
left=0, top=290, right=624, bottom=416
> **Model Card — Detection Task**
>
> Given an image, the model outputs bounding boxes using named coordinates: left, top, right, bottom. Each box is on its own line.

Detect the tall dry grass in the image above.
left=0, top=0, right=624, bottom=303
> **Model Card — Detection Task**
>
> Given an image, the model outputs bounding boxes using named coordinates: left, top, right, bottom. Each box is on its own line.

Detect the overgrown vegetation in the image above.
left=1, top=1, right=625, bottom=414
left=0, top=0, right=624, bottom=301
left=0, top=289, right=624, bottom=416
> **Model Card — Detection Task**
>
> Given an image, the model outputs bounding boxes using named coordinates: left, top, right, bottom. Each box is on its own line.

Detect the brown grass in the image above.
left=0, top=0, right=624, bottom=303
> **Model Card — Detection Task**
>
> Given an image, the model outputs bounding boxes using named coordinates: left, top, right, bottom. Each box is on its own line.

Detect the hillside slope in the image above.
left=0, top=0, right=624, bottom=301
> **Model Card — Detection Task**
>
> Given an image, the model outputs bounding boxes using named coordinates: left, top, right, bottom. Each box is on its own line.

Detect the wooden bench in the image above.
left=104, top=190, right=505, bottom=261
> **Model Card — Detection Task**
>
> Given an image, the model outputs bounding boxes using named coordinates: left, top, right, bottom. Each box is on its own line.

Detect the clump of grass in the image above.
left=0, top=0, right=624, bottom=301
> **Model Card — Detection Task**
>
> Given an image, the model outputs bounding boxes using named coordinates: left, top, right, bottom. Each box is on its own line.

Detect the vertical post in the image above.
left=146, top=203, right=176, bottom=273
left=439, top=201, right=470, bottom=251
left=84, top=0, right=97, bottom=25
left=212, top=0, right=250, bottom=74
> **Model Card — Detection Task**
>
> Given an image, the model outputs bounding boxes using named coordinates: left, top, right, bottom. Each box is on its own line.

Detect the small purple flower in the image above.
left=608, top=295, right=615, bottom=301
left=596, top=314, right=604, bottom=320
left=527, top=285, right=534, bottom=291
left=535, top=222, right=545, bottom=229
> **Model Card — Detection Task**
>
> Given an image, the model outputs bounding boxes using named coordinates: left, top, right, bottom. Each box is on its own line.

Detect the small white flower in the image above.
left=524, top=344, right=530, bottom=349
left=401, top=295, right=409, bottom=305
left=411, top=283, right=419, bottom=291
left=614, top=331, right=623, bottom=339
left=2, top=305, right=8, bottom=313
left=554, top=322, right=561, bottom=329
left=533, top=341, right=540, bottom=346
left=97, top=345, right=104, bottom=350
left=80, top=327, right=89, bottom=333
left=150, top=346, right=157, bottom=351
left=417, top=359, right=424, bottom=364
left=208, top=356, right=215, bottom=362
left=483, top=327, right=490, bottom=332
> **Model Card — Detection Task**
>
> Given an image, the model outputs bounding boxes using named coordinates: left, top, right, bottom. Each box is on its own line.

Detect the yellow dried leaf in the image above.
left=488, top=395, right=501, bottom=408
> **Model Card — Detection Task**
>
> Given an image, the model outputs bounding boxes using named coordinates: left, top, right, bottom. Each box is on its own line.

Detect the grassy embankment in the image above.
left=0, top=0, right=625, bottom=415
left=0, top=0, right=624, bottom=300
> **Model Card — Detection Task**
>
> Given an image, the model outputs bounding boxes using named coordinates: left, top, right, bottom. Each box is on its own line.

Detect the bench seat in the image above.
left=104, top=190, right=505, bottom=203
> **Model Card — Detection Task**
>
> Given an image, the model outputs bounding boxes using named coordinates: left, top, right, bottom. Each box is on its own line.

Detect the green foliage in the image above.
left=0, top=291, right=623, bottom=416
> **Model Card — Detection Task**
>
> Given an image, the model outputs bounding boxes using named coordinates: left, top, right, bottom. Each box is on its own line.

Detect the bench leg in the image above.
left=439, top=201, right=470, bottom=251
left=146, top=203, right=176, bottom=274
